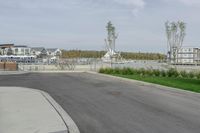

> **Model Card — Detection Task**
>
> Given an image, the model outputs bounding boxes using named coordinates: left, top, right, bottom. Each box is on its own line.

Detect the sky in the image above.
left=0, top=0, right=200, bottom=53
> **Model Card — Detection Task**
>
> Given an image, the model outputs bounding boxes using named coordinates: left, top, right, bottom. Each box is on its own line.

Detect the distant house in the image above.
left=0, top=44, right=31, bottom=56
left=0, top=44, right=14, bottom=55
left=176, top=47, right=200, bottom=64
left=46, top=48, right=62, bottom=57
left=11, top=45, right=31, bottom=56
left=31, top=47, right=48, bottom=58
left=0, top=44, right=61, bottom=61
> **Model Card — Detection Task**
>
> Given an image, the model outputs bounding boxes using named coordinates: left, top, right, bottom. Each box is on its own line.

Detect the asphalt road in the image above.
left=0, top=72, right=200, bottom=133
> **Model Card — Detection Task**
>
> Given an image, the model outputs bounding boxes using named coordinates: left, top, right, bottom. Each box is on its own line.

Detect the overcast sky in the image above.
left=0, top=0, right=200, bottom=53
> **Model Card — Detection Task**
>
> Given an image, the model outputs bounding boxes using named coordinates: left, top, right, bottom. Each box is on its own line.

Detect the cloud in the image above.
left=0, top=0, right=146, bottom=16
left=112, top=0, right=145, bottom=15
left=0, top=0, right=79, bottom=10
left=87, top=0, right=145, bottom=15
left=163, top=0, right=200, bottom=6
left=178, top=0, right=200, bottom=5
left=113, top=0, right=145, bottom=8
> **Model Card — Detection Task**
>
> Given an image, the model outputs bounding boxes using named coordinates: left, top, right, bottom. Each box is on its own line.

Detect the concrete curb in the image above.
left=31, top=70, right=86, bottom=73
left=87, top=71, right=200, bottom=96
left=40, top=90, right=80, bottom=133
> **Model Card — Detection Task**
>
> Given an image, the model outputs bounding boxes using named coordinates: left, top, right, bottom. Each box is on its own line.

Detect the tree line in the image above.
left=120, top=52, right=165, bottom=60
left=61, top=50, right=165, bottom=60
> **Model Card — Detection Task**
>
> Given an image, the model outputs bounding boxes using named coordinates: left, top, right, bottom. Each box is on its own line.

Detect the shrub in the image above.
left=177, top=73, right=183, bottom=78
left=126, top=68, right=134, bottom=75
left=167, top=68, right=179, bottom=77
left=145, top=69, right=154, bottom=76
left=122, top=68, right=129, bottom=75
left=139, top=68, right=146, bottom=76
left=196, top=72, right=200, bottom=79
left=153, top=69, right=161, bottom=77
left=99, top=68, right=105, bottom=73
left=113, top=68, right=120, bottom=74
left=99, top=67, right=200, bottom=80
left=104, top=68, right=114, bottom=74
left=188, top=71, right=195, bottom=79
left=180, top=70, right=188, bottom=78
left=160, top=70, right=167, bottom=77
left=135, top=69, right=141, bottom=74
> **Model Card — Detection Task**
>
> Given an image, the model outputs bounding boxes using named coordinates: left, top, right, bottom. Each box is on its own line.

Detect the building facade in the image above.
left=0, top=44, right=62, bottom=63
left=46, top=48, right=62, bottom=57
left=30, top=47, right=48, bottom=58
left=0, top=44, right=14, bottom=55
left=176, top=47, right=200, bottom=64
left=10, top=45, right=31, bottom=56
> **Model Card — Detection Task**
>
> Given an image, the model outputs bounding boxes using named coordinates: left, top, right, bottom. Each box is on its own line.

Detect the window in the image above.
left=25, top=49, right=29, bottom=55
left=21, top=49, right=24, bottom=54
left=15, top=49, right=18, bottom=54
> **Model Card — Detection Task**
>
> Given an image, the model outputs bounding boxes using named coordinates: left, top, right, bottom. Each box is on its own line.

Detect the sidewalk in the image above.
left=0, top=71, right=28, bottom=75
left=0, top=87, right=79, bottom=133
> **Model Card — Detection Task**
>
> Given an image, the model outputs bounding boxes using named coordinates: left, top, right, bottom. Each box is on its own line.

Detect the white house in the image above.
left=176, top=47, right=200, bottom=64
left=3, top=45, right=31, bottom=56
left=46, top=48, right=62, bottom=57
left=0, top=44, right=14, bottom=55
left=31, top=47, right=48, bottom=58
left=11, top=45, right=31, bottom=56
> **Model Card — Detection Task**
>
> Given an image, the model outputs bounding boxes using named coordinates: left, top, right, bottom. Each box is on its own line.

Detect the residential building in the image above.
left=0, top=44, right=61, bottom=62
left=176, top=47, right=200, bottom=64
left=46, top=48, right=62, bottom=57
left=0, top=44, right=14, bottom=55
left=31, top=47, right=48, bottom=58
left=11, top=45, right=31, bottom=56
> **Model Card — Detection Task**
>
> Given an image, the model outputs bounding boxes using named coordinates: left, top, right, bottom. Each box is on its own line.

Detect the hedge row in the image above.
left=99, top=68, right=200, bottom=79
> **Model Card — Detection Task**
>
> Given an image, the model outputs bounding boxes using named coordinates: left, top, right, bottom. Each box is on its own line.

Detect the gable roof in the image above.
left=0, top=44, right=14, bottom=48
left=14, top=45, right=28, bottom=48
left=46, top=48, right=59, bottom=53
left=31, top=47, right=45, bottom=52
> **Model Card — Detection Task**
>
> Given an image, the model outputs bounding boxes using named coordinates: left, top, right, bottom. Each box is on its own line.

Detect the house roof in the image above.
left=31, top=47, right=45, bottom=52
left=14, top=45, right=28, bottom=48
left=46, top=48, right=59, bottom=53
left=0, top=44, right=14, bottom=48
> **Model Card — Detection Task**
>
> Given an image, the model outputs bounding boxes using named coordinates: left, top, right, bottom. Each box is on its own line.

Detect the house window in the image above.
left=25, top=49, right=29, bottom=55
left=15, top=49, right=18, bottom=54
left=21, top=49, right=24, bottom=54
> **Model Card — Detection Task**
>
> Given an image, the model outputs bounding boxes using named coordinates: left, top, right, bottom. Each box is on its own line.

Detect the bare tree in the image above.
left=105, top=21, right=118, bottom=54
left=165, top=21, right=186, bottom=64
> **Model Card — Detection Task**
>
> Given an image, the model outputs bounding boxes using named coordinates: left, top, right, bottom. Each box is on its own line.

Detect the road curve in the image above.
left=0, top=72, right=200, bottom=133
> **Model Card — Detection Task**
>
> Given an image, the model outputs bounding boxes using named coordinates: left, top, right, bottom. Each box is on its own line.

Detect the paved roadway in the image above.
left=0, top=72, right=200, bottom=133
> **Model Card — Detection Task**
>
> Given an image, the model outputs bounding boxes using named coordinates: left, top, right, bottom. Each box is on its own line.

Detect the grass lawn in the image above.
left=111, top=74, right=200, bottom=93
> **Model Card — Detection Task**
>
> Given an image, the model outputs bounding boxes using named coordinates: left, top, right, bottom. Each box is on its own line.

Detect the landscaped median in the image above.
left=99, top=68, right=200, bottom=93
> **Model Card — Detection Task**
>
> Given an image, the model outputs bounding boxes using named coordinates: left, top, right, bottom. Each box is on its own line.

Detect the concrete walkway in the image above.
left=0, top=87, right=79, bottom=133
left=0, top=71, right=28, bottom=75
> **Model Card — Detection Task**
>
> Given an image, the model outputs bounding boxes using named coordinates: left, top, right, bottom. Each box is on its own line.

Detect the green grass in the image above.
left=111, top=74, right=200, bottom=93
